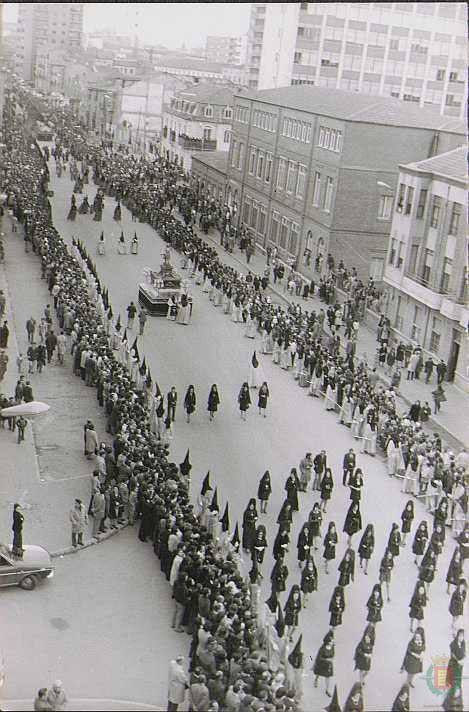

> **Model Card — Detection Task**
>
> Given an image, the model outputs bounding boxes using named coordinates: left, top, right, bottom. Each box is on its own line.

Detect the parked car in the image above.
left=0, top=544, right=54, bottom=590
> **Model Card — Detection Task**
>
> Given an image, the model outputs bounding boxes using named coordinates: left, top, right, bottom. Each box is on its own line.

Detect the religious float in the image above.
left=138, top=247, right=184, bottom=316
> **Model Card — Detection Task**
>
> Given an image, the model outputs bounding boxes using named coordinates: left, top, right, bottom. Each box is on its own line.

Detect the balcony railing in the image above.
left=178, top=134, right=217, bottom=151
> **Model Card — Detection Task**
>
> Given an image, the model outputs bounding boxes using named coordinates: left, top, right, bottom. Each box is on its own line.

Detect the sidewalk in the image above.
left=188, top=220, right=468, bottom=450
left=1, top=699, right=163, bottom=711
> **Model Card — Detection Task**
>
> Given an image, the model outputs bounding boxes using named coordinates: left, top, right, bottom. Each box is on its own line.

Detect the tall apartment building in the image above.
left=246, top=2, right=467, bottom=119
left=383, top=146, right=468, bottom=391
left=15, top=2, right=84, bottom=82
left=205, top=35, right=247, bottom=66
left=0, top=1, right=5, bottom=122
left=224, top=85, right=465, bottom=281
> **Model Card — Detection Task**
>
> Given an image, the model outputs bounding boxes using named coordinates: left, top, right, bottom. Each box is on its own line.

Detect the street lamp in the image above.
left=377, top=180, right=393, bottom=191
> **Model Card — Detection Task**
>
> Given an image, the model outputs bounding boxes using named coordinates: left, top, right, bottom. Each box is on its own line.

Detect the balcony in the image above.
left=178, top=134, right=217, bottom=151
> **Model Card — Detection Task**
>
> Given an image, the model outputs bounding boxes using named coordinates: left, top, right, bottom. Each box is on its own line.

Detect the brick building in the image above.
left=384, top=146, right=468, bottom=392
left=191, top=151, right=229, bottom=204
left=225, top=85, right=465, bottom=281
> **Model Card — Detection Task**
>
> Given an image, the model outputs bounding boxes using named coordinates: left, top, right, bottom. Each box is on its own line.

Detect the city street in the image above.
left=9, top=157, right=457, bottom=711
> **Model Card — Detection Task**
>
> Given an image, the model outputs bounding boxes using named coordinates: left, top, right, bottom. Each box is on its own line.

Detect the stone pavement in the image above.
left=187, top=220, right=468, bottom=450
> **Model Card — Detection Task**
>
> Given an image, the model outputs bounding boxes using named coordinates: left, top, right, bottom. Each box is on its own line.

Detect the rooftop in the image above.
left=173, top=83, right=235, bottom=106
left=403, top=145, right=468, bottom=183
left=154, top=56, right=241, bottom=73
left=236, top=85, right=466, bottom=134
left=191, top=151, right=228, bottom=174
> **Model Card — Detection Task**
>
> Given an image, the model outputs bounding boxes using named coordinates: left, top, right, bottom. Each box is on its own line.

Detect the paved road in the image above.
left=32, top=160, right=464, bottom=711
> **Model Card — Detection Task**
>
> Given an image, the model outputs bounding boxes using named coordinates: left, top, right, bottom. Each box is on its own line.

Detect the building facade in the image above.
left=161, top=85, right=235, bottom=171
left=205, top=35, right=247, bottom=66
left=246, top=2, right=467, bottom=120
left=383, top=147, right=468, bottom=391
left=191, top=151, right=228, bottom=204
left=152, top=57, right=247, bottom=87
left=225, top=85, right=465, bottom=281
left=15, top=3, right=84, bottom=82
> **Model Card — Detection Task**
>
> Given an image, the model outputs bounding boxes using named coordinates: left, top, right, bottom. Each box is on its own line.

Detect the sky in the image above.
left=3, top=3, right=251, bottom=49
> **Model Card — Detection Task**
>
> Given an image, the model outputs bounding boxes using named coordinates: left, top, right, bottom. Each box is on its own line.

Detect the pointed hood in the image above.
left=131, top=337, right=140, bottom=362
left=100, top=230, right=104, bottom=241
left=230, top=522, right=240, bottom=551
left=122, top=328, right=128, bottom=344
left=145, top=369, right=153, bottom=389
left=201, top=472, right=212, bottom=495
left=154, top=381, right=162, bottom=398
left=115, top=314, right=121, bottom=332
left=288, top=634, right=303, bottom=669
left=210, top=487, right=219, bottom=512
left=252, top=351, right=259, bottom=368
left=180, top=449, right=192, bottom=477
left=220, top=503, right=230, bottom=532
left=107, top=306, right=113, bottom=321
left=275, top=603, right=285, bottom=639
left=265, top=589, right=279, bottom=614
left=325, top=685, right=342, bottom=712
left=139, top=357, right=147, bottom=375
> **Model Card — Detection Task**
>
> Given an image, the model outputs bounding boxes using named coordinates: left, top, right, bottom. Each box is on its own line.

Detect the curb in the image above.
left=50, top=521, right=128, bottom=558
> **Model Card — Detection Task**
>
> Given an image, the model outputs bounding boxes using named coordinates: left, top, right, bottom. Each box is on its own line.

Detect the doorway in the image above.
left=447, top=330, right=460, bottom=382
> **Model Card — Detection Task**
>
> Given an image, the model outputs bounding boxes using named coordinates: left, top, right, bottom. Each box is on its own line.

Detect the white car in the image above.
left=0, top=544, right=54, bottom=590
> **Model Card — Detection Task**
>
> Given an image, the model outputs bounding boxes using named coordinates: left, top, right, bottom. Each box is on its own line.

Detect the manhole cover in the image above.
left=50, top=617, right=69, bottom=631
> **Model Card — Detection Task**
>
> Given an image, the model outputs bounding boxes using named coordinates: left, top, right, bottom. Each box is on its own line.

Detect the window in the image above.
left=203, top=128, right=212, bottom=141
left=449, top=203, right=461, bottom=235
left=394, top=296, right=403, bottom=331
left=294, top=51, right=302, bottom=64
left=429, top=317, right=441, bottom=354
left=237, top=142, right=244, bottom=170
left=378, top=195, right=393, bottom=219
left=289, top=222, right=299, bottom=255
left=436, top=69, right=445, bottom=81
left=265, top=153, right=272, bottom=183
left=230, top=139, right=237, bottom=167
left=277, top=158, right=287, bottom=190
left=323, top=176, right=333, bottom=212
left=296, top=165, right=306, bottom=199
left=441, top=258, right=452, bottom=293
left=270, top=211, right=279, bottom=243
left=416, top=189, right=427, bottom=219
left=396, top=241, right=405, bottom=268
left=430, top=196, right=441, bottom=228
left=318, top=126, right=326, bottom=147
left=258, top=207, right=266, bottom=235
left=250, top=201, right=258, bottom=230
left=422, top=249, right=433, bottom=284
left=249, top=147, right=257, bottom=175
left=409, top=245, right=419, bottom=274
left=411, top=305, right=421, bottom=342
left=204, top=106, right=213, bottom=118
left=223, top=107, right=233, bottom=119
left=302, top=123, right=312, bottom=143
left=405, top=186, right=414, bottom=215
left=396, top=183, right=405, bottom=212
left=279, top=217, right=290, bottom=249
left=223, top=130, right=231, bottom=144
left=243, top=198, right=251, bottom=225
left=286, top=162, right=297, bottom=193
left=389, top=237, right=397, bottom=265
left=256, top=152, right=264, bottom=179
left=449, top=71, right=459, bottom=82
left=312, top=171, right=321, bottom=206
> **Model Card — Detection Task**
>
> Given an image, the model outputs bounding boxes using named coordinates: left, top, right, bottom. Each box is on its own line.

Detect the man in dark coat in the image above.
left=343, top=448, right=356, bottom=486
left=313, top=450, right=327, bottom=491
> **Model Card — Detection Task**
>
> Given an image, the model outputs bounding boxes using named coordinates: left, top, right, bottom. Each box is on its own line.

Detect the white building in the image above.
left=205, top=35, right=247, bottom=66
left=152, top=56, right=247, bottom=87
left=384, top=146, right=468, bottom=392
left=246, top=2, right=467, bottom=120
left=15, top=2, right=84, bottom=82
left=160, top=84, right=235, bottom=171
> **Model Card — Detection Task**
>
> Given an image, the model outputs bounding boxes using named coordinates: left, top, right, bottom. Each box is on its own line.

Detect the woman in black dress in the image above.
left=388, top=522, right=402, bottom=557
left=257, top=381, right=269, bottom=417
left=343, top=682, right=364, bottom=712
left=379, top=547, right=394, bottom=602
left=207, top=384, right=220, bottom=421
left=320, top=467, right=334, bottom=513
left=251, top=524, right=268, bottom=567
left=354, top=630, right=374, bottom=686
left=284, top=470, right=299, bottom=512
left=366, top=582, right=383, bottom=625
left=323, top=521, right=338, bottom=574
left=273, top=526, right=290, bottom=561
left=412, top=520, right=428, bottom=567
left=419, top=542, right=437, bottom=597
left=401, top=627, right=425, bottom=687
left=349, top=467, right=364, bottom=504
left=284, top=584, right=302, bottom=641
left=329, top=584, right=346, bottom=630
left=449, top=579, right=467, bottom=634
left=300, top=557, right=318, bottom=608
left=391, top=683, right=410, bottom=712
left=242, top=498, right=258, bottom=552
left=343, top=501, right=362, bottom=547
left=313, top=630, right=335, bottom=697
left=257, top=470, right=272, bottom=514
left=447, top=629, right=465, bottom=691
left=400, top=500, right=414, bottom=546
left=431, top=522, right=445, bottom=557
left=12, top=504, right=24, bottom=558
left=238, top=381, right=251, bottom=420
left=358, top=523, right=374, bottom=575
left=338, top=548, right=355, bottom=588
left=409, top=581, right=427, bottom=632
left=309, top=502, right=322, bottom=551
left=270, top=553, right=289, bottom=595
left=297, top=523, right=312, bottom=569
left=277, top=500, right=293, bottom=534
left=446, top=547, right=463, bottom=594
left=183, top=385, right=196, bottom=423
